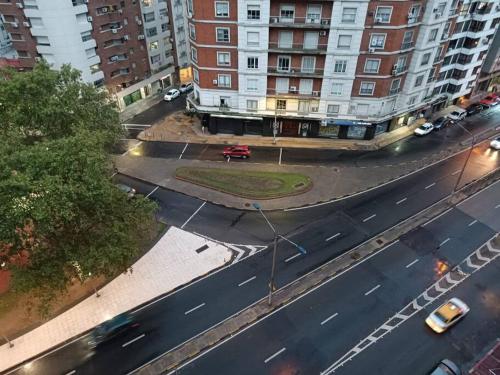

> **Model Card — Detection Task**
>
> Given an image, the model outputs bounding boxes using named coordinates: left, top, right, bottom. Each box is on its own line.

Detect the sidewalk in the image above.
left=0, top=227, right=233, bottom=373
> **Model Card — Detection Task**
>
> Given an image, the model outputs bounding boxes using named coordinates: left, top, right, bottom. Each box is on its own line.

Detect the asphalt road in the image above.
left=171, top=180, right=500, bottom=375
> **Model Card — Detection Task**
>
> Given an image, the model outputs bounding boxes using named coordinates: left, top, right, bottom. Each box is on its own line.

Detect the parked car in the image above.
left=430, top=359, right=461, bottom=375
left=490, top=137, right=500, bottom=150
left=425, top=298, right=470, bottom=333
left=414, top=122, right=434, bottom=136
left=164, top=88, right=180, bottom=101
left=88, top=313, right=139, bottom=348
left=179, top=82, right=193, bottom=93
left=433, top=117, right=453, bottom=131
left=465, top=103, right=483, bottom=116
left=222, top=145, right=251, bottom=159
left=446, top=108, right=467, bottom=121
left=479, top=95, right=499, bottom=108
left=115, top=183, right=136, bottom=199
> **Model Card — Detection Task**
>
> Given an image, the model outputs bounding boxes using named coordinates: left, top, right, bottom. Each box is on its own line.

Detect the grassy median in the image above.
left=176, top=167, right=312, bottom=199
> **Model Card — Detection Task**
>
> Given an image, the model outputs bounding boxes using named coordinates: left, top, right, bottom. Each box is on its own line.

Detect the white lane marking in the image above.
left=321, top=312, right=339, bottom=326
left=422, top=208, right=453, bottom=226
left=179, top=142, right=189, bottom=160
left=145, top=186, right=159, bottom=198
left=364, top=284, right=381, bottom=296
left=284, top=253, right=302, bottom=263
left=279, top=147, right=282, bottom=165
left=405, top=259, right=419, bottom=268
left=184, top=303, right=206, bottom=315
left=264, top=348, right=286, bottom=364
left=181, top=201, right=206, bottom=229
left=439, top=238, right=450, bottom=247
left=123, top=141, right=143, bottom=156
left=326, top=232, right=341, bottom=242
left=468, top=219, right=478, bottom=227
left=122, top=333, right=146, bottom=348
left=425, top=182, right=436, bottom=189
left=238, top=276, right=256, bottom=287
left=65, top=371, right=76, bottom=375
left=451, top=169, right=461, bottom=176
left=396, top=197, right=407, bottom=205
left=496, top=203, right=500, bottom=209
left=362, top=214, right=377, bottom=223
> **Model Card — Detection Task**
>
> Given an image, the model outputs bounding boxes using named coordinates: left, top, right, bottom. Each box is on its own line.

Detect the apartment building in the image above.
left=0, top=0, right=183, bottom=111
left=186, top=0, right=500, bottom=140
left=475, top=23, right=500, bottom=95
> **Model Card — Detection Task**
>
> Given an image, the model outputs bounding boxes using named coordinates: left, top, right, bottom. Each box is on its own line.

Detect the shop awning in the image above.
left=212, top=114, right=263, bottom=121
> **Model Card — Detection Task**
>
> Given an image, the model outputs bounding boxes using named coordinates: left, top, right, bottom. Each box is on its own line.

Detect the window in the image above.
left=143, top=12, right=155, bottom=22
left=304, top=31, right=319, bottom=50
left=389, top=79, right=401, bottom=95
left=301, top=56, right=315, bottom=73
left=216, top=28, right=230, bottom=42
left=247, top=56, right=259, bottom=69
left=421, top=52, right=431, bottom=66
left=375, top=6, right=392, bottom=23
left=215, top=1, right=229, bottom=17
left=370, top=34, right=386, bottom=48
left=247, top=78, right=258, bottom=91
left=90, top=63, right=100, bottom=73
left=277, top=56, right=291, bottom=72
left=428, top=28, right=438, bottom=42
left=396, top=55, right=407, bottom=72
left=408, top=5, right=420, bottom=23
left=150, top=54, right=160, bottom=64
left=220, top=97, right=230, bottom=107
left=327, top=104, right=340, bottom=114
left=149, top=41, right=159, bottom=50
left=331, top=83, right=343, bottom=96
left=357, top=104, right=370, bottom=115
left=306, top=5, right=322, bottom=23
left=247, top=4, right=260, bottom=20
left=247, top=100, right=258, bottom=111
left=187, top=0, right=193, bottom=14
left=278, top=31, right=293, bottom=48
left=364, top=59, right=380, bottom=73
left=342, top=8, right=357, bottom=23
left=217, top=51, right=230, bottom=66
left=299, top=79, right=313, bottom=94
left=247, top=31, right=259, bottom=46
left=218, top=74, right=231, bottom=87
left=146, top=27, right=157, bottom=37
left=81, top=31, right=92, bottom=42
left=408, top=96, right=417, bottom=105
left=436, top=2, right=446, bottom=16
left=161, top=23, right=168, bottom=32
left=414, top=75, right=424, bottom=87
left=334, top=60, right=347, bottom=73
left=280, top=5, right=295, bottom=22
left=402, top=31, right=414, bottom=49
left=189, top=24, right=196, bottom=39
left=337, top=35, right=352, bottom=49
left=193, top=68, right=199, bottom=83
left=360, top=82, right=375, bottom=95
left=276, top=78, right=289, bottom=93
left=276, top=99, right=287, bottom=110
left=298, top=100, right=309, bottom=113
left=191, top=47, right=198, bottom=62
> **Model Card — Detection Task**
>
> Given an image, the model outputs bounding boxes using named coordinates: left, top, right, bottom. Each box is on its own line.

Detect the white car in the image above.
left=164, top=88, right=180, bottom=101
left=447, top=108, right=467, bottom=121
left=490, top=137, right=500, bottom=150
left=179, top=82, right=193, bottom=93
left=425, top=298, right=470, bottom=333
left=414, top=122, right=434, bottom=136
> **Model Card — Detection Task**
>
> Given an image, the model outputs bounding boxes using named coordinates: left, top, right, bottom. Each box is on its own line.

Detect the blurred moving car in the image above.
left=88, top=313, right=139, bottom=348
left=164, top=88, right=180, bottom=101
left=430, top=359, right=461, bottom=375
left=465, top=103, right=483, bottom=116
left=179, top=82, right=193, bottom=93
left=479, top=95, right=499, bottom=108
left=222, top=145, right=251, bottom=159
left=490, top=137, right=500, bottom=150
left=446, top=108, right=467, bottom=121
left=414, top=122, right=434, bottom=136
left=432, top=117, right=453, bottom=131
left=425, top=298, right=469, bottom=333
left=115, top=183, right=136, bottom=199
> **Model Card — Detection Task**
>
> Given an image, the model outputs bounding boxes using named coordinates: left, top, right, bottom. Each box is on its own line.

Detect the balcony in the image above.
left=268, top=42, right=328, bottom=54
left=268, top=66, right=324, bottom=77
left=269, top=16, right=331, bottom=29
left=267, top=88, right=321, bottom=98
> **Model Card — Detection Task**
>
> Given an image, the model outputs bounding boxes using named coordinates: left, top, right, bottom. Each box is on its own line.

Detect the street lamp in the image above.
left=252, top=203, right=306, bottom=305
left=452, top=122, right=476, bottom=196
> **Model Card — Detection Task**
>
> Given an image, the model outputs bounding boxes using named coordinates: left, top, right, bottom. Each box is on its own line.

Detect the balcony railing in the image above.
left=269, top=16, right=331, bottom=28
left=268, top=66, right=324, bottom=76
left=268, top=42, right=328, bottom=52
left=267, top=88, right=321, bottom=97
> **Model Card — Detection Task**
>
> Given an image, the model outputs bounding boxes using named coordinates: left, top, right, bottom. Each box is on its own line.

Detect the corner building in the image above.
left=187, top=0, right=500, bottom=140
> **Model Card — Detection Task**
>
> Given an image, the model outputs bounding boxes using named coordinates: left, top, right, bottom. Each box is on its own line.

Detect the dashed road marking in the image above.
left=405, top=259, right=419, bottom=268
left=321, top=312, right=339, bottom=326
left=145, top=186, right=159, bottom=198
left=238, top=276, right=256, bottom=287
left=284, top=253, right=302, bottom=263
left=425, top=182, right=436, bottom=189
left=181, top=201, right=206, bottom=229
left=495, top=203, right=500, bottom=209
left=439, top=238, right=450, bottom=247
left=396, top=197, right=407, bottom=205
left=184, top=303, right=206, bottom=315
left=179, top=142, right=189, bottom=160
left=468, top=220, right=478, bottom=227
left=264, top=348, right=286, bottom=364
left=451, top=169, right=461, bottom=176
left=364, top=284, right=381, bottom=296
left=65, top=371, right=76, bottom=375
left=362, top=214, right=376, bottom=223
left=326, top=233, right=341, bottom=242
left=279, top=147, right=282, bottom=165
left=122, top=333, right=146, bottom=348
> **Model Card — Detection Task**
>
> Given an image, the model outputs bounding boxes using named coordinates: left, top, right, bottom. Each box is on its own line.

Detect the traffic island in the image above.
left=175, top=167, right=313, bottom=199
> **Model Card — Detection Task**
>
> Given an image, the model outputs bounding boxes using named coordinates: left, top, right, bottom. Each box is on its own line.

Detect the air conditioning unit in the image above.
left=391, top=69, right=397, bottom=75
left=34, top=56, right=42, bottom=62
left=138, top=34, right=145, bottom=40
left=137, top=20, right=143, bottom=25
left=101, top=7, right=108, bottom=13
left=112, top=29, right=118, bottom=34
left=16, top=3, right=23, bottom=9
left=23, top=21, right=30, bottom=27
left=110, top=56, right=119, bottom=61
left=368, top=47, right=376, bottom=53
left=212, top=79, right=218, bottom=85
left=12, top=22, right=18, bottom=28
left=312, top=91, right=320, bottom=96
left=134, top=76, right=139, bottom=80
left=290, top=86, right=297, bottom=91
left=123, top=19, right=128, bottom=25
left=123, top=35, right=129, bottom=40
left=87, top=16, right=93, bottom=22
left=187, top=11, right=193, bottom=19
left=319, top=31, right=327, bottom=36
left=131, top=62, right=136, bottom=68
left=270, top=17, right=279, bottom=23
left=118, top=9, right=123, bottom=14
left=375, top=16, right=383, bottom=23
left=321, top=19, right=330, bottom=25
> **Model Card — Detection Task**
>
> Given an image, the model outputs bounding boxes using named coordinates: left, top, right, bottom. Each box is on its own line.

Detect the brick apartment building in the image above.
left=0, top=0, right=192, bottom=111
left=186, top=0, right=500, bottom=140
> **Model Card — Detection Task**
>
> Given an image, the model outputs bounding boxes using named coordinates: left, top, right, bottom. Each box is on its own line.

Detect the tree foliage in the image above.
left=0, top=62, right=157, bottom=309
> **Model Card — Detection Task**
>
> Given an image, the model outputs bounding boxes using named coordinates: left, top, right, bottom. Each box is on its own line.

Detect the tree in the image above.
left=0, top=62, right=157, bottom=311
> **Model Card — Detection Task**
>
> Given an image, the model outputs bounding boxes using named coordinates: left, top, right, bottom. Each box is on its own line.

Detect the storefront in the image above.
left=208, top=114, right=263, bottom=135
left=319, top=119, right=373, bottom=140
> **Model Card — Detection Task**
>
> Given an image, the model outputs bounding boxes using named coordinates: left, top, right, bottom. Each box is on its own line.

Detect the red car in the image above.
left=222, top=145, right=251, bottom=159
left=479, top=94, right=500, bottom=107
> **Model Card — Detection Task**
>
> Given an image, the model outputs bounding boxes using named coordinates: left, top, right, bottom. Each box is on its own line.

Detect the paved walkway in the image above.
left=0, top=227, right=233, bottom=373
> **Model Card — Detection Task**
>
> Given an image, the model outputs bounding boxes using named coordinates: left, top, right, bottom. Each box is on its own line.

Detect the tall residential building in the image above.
left=186, top=0, right=500, bottom=139
left=475, top=25, right=500, bottom=95
left=0, top=0, right=184, bottom=111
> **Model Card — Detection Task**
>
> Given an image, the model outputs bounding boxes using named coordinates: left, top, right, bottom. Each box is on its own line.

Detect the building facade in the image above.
left=0, top=0, right=184, bottom=111
left=475, top=23, right=500, bottom=95
left=187, top=0, right=500, bottom=140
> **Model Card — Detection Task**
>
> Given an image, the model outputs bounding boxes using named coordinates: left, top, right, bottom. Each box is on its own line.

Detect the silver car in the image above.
left=425, top=298, right=469, bottom=333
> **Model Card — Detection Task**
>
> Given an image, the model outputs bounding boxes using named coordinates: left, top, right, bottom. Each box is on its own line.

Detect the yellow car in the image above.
left=425, top=298, right=469, bottom=333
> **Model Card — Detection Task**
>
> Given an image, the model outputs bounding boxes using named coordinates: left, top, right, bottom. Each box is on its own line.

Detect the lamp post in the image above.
left=252, top=203, right=306, bottom=305
left=452, top=122, right=476, bottom=196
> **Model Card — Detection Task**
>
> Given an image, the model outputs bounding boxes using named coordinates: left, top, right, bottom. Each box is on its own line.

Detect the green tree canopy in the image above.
left=0, top=62, right=157, bottom=309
